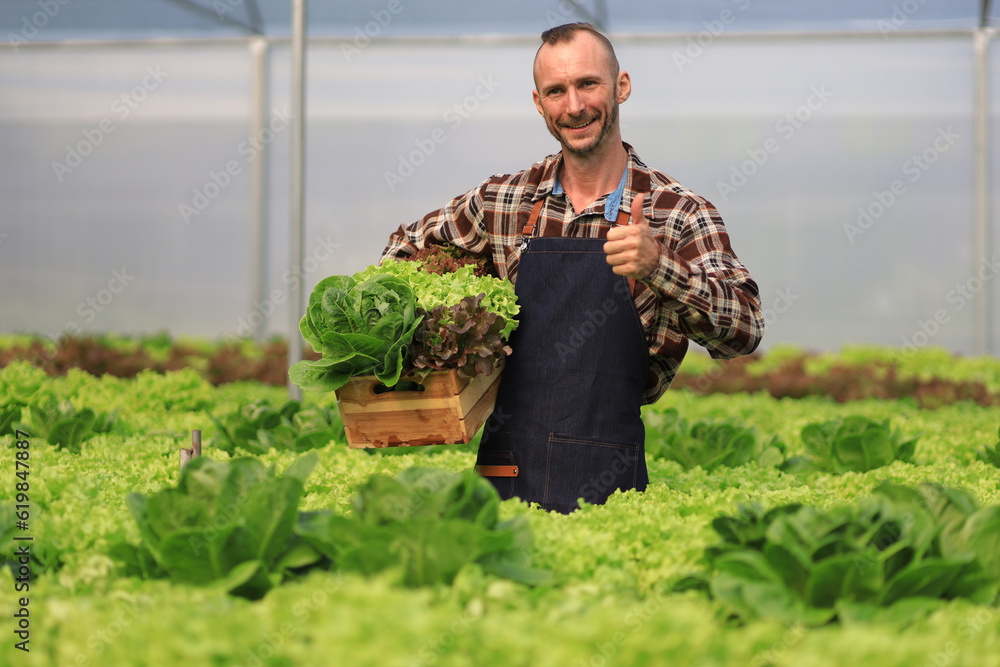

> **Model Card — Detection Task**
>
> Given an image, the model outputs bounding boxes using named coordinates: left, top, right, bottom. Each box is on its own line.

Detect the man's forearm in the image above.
left=641, top=239, right=764, bottom=358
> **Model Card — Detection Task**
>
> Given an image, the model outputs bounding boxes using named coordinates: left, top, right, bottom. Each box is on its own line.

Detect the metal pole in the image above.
left=249, top=36, right=270, bottom=341
left=972, top=28, right=993, bottom=355
left=288, top=0, right=306, bottom=400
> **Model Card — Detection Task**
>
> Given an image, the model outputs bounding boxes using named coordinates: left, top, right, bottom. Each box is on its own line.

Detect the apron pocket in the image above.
left=543, top=434, right=643, bottom=512
left=474, top=449, right=517, bottom=500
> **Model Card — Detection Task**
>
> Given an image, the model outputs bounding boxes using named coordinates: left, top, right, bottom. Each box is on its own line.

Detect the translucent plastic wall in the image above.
left=0, top=33, right=997, bottom=356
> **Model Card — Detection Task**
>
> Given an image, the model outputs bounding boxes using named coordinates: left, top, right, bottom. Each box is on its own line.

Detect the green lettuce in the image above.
left=354, top=259, right=519, bottom=340
left=115, top=454, right=322, bottom=600
left=289, top=274, right=423, bottom=393
left=974, top=426, right=1000, bottom=467
left=410, top=294, right=511, bottom=379
left=782, top=415, right=919, bottom=474
left=295, top=467, right=551, bottom=587
left=643, top=408, right=787, bottom=471
left=674, top=481, right=1000, bottom=626
left=206, top=399, right=345, bottom=455
left=13, top=397, right=118, bottom=453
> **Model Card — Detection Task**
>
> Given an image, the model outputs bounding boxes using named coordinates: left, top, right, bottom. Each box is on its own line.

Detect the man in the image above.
left=381, top=22, right=764, bottom=514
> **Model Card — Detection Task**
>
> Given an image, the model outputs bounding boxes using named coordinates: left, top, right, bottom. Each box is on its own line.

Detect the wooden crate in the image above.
left=334, top=360, right=505, bottom=448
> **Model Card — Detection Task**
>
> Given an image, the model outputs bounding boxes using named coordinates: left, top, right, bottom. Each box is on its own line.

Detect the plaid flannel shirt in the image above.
left=381, top=143, right=764, bottom=404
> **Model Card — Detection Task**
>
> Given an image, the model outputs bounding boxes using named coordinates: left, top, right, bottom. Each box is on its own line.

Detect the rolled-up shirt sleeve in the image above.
left=640, top=203, right=764, bottom=359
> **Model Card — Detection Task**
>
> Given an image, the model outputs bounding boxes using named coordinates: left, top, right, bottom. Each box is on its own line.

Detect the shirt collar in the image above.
left=544, top=141, right=635, bottom=222
left=552, top=160, right=630, bottom=223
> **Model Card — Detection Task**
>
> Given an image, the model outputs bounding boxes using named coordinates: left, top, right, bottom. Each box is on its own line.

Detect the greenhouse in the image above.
left=2, top=1, right=1000, bottom=666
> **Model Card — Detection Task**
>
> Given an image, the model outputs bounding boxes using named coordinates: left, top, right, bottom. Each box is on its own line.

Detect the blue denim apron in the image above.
left=474, top=204, right=650, bottom=514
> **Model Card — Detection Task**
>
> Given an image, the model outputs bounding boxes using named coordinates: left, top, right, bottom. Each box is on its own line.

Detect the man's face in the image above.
left=532, top=34, right=626, bottom=157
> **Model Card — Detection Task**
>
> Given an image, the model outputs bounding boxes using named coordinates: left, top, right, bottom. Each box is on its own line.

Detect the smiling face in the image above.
left=532, top=31, right=630, bottom=158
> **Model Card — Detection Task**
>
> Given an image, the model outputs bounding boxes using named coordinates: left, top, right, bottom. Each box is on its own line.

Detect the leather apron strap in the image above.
left=474, top=464, right=518, bottom=477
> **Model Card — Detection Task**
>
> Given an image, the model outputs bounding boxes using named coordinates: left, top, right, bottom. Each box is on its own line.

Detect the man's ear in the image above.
left=616, top=71, right=631, bottom=103
left=532, top=88, right=543, bottom=115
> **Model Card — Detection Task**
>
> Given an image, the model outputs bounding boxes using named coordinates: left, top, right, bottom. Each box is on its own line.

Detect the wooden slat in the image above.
left=461, top=367, right=504, bottom=436
left=337, top=362, right=505, bottom=448
left=335, top=367, right=471, bottom=406
left=457, top=359, right=505, bottom=417
left=338, top=393, right=462, bottom=416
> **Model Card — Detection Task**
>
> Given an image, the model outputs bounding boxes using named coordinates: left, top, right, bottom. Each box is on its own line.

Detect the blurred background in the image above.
left=0, top=0, right=997, bottom=357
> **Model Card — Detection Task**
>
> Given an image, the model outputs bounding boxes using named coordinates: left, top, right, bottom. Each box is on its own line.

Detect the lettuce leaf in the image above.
left=291, top=271, right=423, bottom=393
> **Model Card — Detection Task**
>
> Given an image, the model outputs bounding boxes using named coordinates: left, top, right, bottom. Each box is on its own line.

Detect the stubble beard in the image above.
left=548, top=92, right=619, bottom=158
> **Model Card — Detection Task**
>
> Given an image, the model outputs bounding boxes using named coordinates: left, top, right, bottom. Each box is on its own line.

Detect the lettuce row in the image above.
left=113, top=457, right=549, bottom=598
left=643, top=408, right=787, bottom=471
left=206, top=399, right=344, bottom=455
left=297, top=467, right=551, bottom=588
left=9, top=397, right=118, bottom=452
left=675, top=481, right=1000, bottom=625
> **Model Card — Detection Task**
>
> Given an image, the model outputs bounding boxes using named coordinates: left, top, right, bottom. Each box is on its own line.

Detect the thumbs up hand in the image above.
left=603, top=194, right=660, bottom=279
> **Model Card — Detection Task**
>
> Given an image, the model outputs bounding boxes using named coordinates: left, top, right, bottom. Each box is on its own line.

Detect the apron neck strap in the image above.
left=521, top=199, right=632, bottom=237
left=521, top=199, right=545, bottom=238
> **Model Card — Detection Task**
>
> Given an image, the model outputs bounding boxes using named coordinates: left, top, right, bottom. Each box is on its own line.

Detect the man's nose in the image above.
left=566, top=87, right=586, bottom=115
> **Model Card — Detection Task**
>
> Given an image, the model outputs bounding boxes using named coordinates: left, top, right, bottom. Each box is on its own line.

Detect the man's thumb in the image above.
left=629, top=193, right=645, bottom=225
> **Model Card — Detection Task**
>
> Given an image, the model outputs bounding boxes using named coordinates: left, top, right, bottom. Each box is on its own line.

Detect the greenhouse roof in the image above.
left=0, top=0, right=996, bottom=44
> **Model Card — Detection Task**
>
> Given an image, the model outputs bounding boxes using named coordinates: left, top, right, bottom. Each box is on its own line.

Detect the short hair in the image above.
left=535, top=22, right=620, bottom=85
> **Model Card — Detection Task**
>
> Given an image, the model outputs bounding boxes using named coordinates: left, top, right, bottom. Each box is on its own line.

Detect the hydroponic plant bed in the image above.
left=1, top=344, right=999, bottom=667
